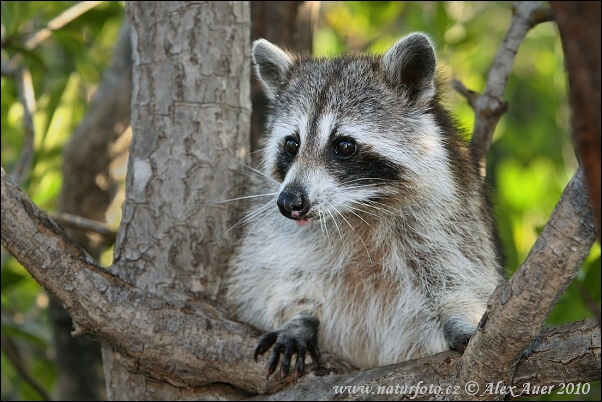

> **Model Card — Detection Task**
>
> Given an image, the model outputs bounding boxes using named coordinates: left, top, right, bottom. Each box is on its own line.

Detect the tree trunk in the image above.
left=104, top=2, right=251, bottom=399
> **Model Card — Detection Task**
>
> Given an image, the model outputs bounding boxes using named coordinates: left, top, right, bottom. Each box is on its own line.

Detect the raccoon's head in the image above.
left=252, top=33, right=456, bottom=226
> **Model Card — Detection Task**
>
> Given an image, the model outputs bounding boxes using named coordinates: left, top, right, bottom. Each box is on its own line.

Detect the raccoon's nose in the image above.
left=277, top=189, right=310, bottom=219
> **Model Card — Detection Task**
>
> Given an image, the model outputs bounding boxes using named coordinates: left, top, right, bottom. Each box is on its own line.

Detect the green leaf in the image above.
left=0, top=269, right=28, bottom=290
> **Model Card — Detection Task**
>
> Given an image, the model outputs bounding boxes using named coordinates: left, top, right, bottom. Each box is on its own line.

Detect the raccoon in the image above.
left=224, top=33, right=504, bottom=379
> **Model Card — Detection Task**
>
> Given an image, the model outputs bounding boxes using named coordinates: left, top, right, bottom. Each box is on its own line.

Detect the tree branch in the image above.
left=2, top=152, right=599, bottom=399
left=0, top=167, right=352, bottom=394
left=0, top=64, right=36, bottom=269
left=0, top=336, right=53, bottom=401
left=449, top=2, right=599, bottom=399
left=47, top=211, right=117, bottom=244
left=47, top=20, right=133, bottom=400
left=456, top=1, right=554, bottom=177
left=454, top=167, right=597, bottom=400
left=24, top=1, right=104, bottom=51
left=248, top=319, right=600, bottom=401
left=0, top=62, right=36, bottom=190
left=548, top=1, right=601, bottom=242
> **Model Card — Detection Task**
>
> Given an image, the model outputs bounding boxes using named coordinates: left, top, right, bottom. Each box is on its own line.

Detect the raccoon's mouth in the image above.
left=290, top=210, right=313, bottom=226
left=295, top=217, right=312, bottom=227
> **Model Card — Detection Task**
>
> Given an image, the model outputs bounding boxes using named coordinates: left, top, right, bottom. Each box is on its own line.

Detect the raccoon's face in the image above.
left=265, top=75, right=411, bottom=225
left=253, top=34, right=452, bottom=225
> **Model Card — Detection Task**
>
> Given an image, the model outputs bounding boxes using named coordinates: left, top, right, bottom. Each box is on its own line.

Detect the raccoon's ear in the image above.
left=382, top=33, right=436, bottom=104
left=252, top=39, right=294, bottom=101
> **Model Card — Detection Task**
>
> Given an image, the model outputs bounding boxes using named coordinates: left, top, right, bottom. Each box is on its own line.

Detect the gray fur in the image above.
left=382, top=33, right=436, bottom=104
left=252, top=39, right=294, bottom=100
left=224, top=33, right=504, bottom=371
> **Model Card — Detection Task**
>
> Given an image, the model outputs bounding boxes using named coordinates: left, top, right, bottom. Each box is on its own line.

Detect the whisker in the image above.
left=333, top=208, right=374, bottom=268
left=219, top=149, right=280, bottom=185
left=344, top=205, right=373, bottom=228
left=203, top=199, right=275, bottom=250
left=341, top=177, right=396, bottom=186
left=326, top=209, right=345, bottom=247
left=237, top=201, right=275, bottom=230
left=242, top=204, right=277, bottom=248
left=205, top=192, right=279, bottom=205
left=250, top=147, right=266, bottom=156
left=319, top=211, right=335, bottom=250
left=358, top=199, right=398, bottom=216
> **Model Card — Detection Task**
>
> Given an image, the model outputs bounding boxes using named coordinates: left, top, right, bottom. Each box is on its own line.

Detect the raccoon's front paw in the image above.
left=443, top=318, right=476, bottom=353
left=447, top=332, right=472, bottom=353
left=254, top=316, right=321, bottom=381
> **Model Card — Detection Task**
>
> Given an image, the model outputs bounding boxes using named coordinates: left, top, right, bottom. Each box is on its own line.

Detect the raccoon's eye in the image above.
left=284, top=138, right=299, bottom=156
left=334, top=138, right=357, bottom=159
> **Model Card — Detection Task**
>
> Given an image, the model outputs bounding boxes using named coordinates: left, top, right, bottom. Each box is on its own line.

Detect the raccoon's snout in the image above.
left=277, top=188, right=311, bottom=219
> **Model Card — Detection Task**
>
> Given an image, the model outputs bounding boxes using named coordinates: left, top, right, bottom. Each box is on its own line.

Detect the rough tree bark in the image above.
left=48, top=20, right=132, bottom=401
left=102, top=2, right=252, bottom=399
left=548, top=1, right=601, bottom=242
left=1, top=1, right=600, bottom=401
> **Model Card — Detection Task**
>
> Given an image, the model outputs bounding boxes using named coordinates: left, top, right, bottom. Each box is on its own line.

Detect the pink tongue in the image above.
left=296, top=218, right=311, bottom=227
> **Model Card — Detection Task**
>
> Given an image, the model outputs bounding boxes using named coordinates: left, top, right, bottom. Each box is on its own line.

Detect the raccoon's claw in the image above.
left=253, top=316, right=320, bottom=381
left=254, top=332, right=278, bottom=361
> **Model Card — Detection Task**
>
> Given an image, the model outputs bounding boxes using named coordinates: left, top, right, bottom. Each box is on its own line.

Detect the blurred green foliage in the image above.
left=1, top=1, right=124, bottom=400
left=1, top=1, right=599, bottom=400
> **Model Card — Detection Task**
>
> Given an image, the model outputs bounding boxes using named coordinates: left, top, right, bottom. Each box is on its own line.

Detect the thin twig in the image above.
left=2, top=2, right=105, bottom=185
left=577, top=282, right=602, bottom=325
left=454, top=1, right=554, bottom=178
left=451, top=79, right=479, bottom=109
left=9, top=67, right=36, bottom=186
left=4, top=2, right=104, bottom=72
left=49, top=211, right=117, bottom=244
left=24, top=1, right=104, bottom=50
left=0, top=335, right=53, bottom=401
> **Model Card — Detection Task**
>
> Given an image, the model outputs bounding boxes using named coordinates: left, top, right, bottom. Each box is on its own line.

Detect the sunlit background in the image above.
left=1, top=1, right=599, bottom=400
